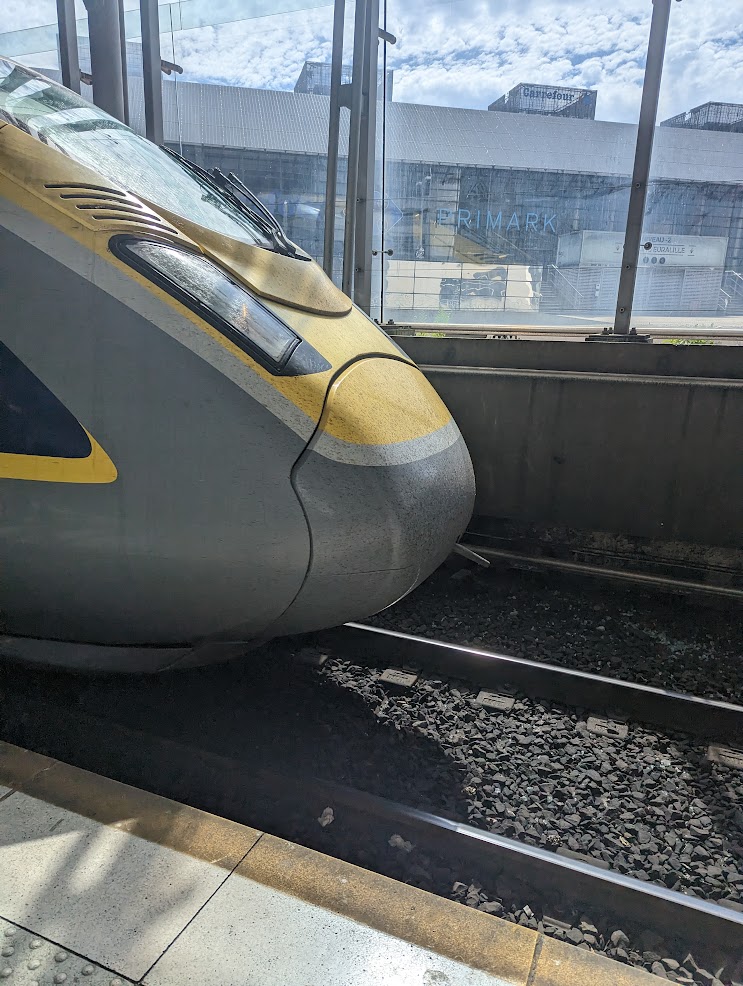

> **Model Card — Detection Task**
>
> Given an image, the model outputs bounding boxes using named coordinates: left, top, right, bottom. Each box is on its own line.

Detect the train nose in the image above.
left=267, top=356, right=475, bottom=635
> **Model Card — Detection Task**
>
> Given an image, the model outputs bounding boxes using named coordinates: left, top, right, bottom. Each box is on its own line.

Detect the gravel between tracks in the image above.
left=310, top=653, right=743, bottom=983
left=369, top=566, right=743, bottom=703
left=323, top=565, right=743, bottom=983
left=318, top=656, right=743, bottom=904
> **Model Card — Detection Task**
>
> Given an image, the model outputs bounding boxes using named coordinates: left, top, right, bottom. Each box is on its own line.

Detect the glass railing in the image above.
left=0, top=0, right=332, bottom=68
left=155, top=1, right=351, bottom=265
left=2, top=1, right=741, bottom=334
left=371, top=0, right=651, bottom=329
left=637, top=0, right=743, bottom=334
left=0, top=0, right=350, bottom=265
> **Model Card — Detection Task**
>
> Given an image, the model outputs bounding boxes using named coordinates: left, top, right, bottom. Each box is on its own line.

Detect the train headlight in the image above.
left=110, top=236, right=303, bottom=370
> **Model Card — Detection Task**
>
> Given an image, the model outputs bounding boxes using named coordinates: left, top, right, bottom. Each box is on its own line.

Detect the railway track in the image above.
left=314, top=622, right=743, bottom=745
left=460, top=543, right=743, bottom=603
left=0, top=689, right=741, bottom=979
left=368, top=564, right=743, bottom=704
left=1, top=621, right=742, bottom=982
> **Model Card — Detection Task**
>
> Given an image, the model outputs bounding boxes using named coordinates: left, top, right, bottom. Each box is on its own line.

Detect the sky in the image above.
left=1, top=0, right=742, bottom=124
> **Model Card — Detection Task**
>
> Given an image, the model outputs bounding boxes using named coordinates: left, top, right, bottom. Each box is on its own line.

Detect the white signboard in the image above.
left=556, top=230, right=728, bottom=268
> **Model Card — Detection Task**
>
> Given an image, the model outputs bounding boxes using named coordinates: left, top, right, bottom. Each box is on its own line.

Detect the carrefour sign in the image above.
left=521, top=86, right=587, bottom=101
left=437, top=208, right=558, bottom=234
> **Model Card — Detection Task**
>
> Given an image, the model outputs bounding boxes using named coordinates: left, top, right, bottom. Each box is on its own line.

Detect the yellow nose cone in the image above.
left=319, top=356, right=452, bottom=447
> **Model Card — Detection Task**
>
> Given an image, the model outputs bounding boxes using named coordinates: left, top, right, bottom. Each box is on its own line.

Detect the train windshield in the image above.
left=0, top=59, right=271, bottom=250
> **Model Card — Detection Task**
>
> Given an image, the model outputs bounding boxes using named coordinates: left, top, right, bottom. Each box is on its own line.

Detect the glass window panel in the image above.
left=374, top=0, right=651, bottom=331
left=0, top=1, right=351, bottom=266
left=0, top=58, right=271, bottom=248
left=640, top=0, right=743, bottom=339
left=151, top=0, right=353, bottom=265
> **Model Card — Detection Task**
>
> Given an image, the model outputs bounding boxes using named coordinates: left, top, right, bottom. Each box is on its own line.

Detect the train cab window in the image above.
left=0, top=59, right=271, bottom=251
left=0, top=342, right=91, bottom=459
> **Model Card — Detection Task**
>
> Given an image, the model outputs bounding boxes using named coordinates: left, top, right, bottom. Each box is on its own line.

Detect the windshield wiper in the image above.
left=209, top=167, right=302, bottom=260
left=161, top=146, right=302, bottom=259
left=210, top=169, right=279, bottom=232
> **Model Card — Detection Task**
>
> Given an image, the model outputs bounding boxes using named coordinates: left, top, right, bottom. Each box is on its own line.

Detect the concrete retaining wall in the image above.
left=397, top=336, right=743, bottom=586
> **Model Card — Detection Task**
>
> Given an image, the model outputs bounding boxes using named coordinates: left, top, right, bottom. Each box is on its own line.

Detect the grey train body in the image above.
left=0, top=57, right=474, bottom=671
left=0, top=214, right=473, bottom=671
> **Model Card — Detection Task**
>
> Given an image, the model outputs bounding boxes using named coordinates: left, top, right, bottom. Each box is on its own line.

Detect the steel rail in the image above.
left=1, top=693, right=740, bottom=970
left=314, top=622, right=743, bottom=745
left=463, top=544, right=743, bottom=602
left=389, top=323, right=743, bottom=340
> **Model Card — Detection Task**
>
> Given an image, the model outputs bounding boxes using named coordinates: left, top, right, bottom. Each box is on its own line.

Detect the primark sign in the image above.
left=436, top=208, right=559, bottom=234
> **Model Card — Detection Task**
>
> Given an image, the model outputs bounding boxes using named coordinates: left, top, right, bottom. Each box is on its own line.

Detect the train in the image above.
left=0, top=57, right=475, bottom=672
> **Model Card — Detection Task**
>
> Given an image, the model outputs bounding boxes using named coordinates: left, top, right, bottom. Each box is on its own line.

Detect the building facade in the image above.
left=488, top=82, right=597, bottom=120
left=36, top=60, right=743, bottom=320
left=661, top=101, right=743, bottom=134
left=294, top=60, right=393, bottom=99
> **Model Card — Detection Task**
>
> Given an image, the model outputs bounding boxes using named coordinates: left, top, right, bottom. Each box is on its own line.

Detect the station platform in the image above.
left=0, top=740, right=655, bottom=986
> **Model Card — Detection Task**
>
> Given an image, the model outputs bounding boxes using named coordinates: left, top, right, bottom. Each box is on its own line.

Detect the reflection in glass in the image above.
left=8, top=0, right=739, bottom=331
left=641, top=0, right=743, bottom=331
left=374, top=1, right=656, bottom=327
left=0, top=58, right=270, bottom=248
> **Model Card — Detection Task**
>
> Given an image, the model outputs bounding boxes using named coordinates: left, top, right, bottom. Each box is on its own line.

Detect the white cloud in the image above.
left=1, top=0, right=86, bottom=33
left=1, top=0, right=742, bottom=123
left=2, top=1, right=59, bottom=31
left=383, top=0, right=742, bottom=122
left=159, top=5, right=342, bottom=93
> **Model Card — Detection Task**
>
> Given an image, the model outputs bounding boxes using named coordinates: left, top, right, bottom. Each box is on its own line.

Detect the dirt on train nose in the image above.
left=267, top=356, right=476, bottom=636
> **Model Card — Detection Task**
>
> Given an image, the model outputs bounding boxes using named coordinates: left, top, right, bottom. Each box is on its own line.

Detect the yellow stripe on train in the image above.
left=0, top=430, right=118, bottom=483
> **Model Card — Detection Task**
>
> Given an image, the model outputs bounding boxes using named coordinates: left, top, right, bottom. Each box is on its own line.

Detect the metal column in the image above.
left=117, top=0, right=130, bottom=125
left=612, top=0, right=672, bottom=336
left=342, top=0, right=368, bottom=297
left=322, top=0, right=346, bottom=278
left=56, top=0, right=81, bottom=93
left=140, top=0, right=164, bottom=144
left=352, top=0, right=380, bottom=313
left=83, top=0, right=126, bottom=122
